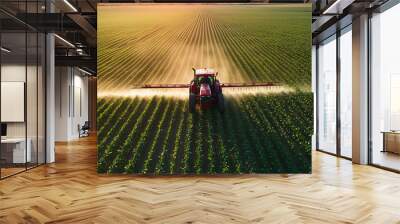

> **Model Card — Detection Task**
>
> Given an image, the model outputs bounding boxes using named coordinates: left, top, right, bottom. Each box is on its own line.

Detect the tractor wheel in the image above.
left=217, top=93, right=225, bottom=113
left=189, top=93, right=196, bottom=113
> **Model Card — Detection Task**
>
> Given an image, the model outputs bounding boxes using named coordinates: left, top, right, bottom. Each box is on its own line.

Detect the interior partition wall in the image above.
left=0, top=1, right=47, bottom=179
left=370, top=2, right=400, bottom=171
left=316, top=24, right=353, bottom=159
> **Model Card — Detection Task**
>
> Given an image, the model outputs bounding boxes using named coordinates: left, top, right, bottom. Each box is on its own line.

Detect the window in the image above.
left=370, top=3, right=400, bottom=171
left=339, top=26, right=352, bottom=158
left=317, top=35, right=337, bottom=154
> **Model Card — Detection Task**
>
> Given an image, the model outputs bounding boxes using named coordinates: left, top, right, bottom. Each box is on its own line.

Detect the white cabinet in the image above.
left=1, top=138, right=32, bottom=163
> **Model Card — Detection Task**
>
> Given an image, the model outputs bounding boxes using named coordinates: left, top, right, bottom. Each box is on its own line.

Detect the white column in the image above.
left=46, top=33, right=55, bottom=163
left=45, top=0, right=55, bottom=163
left=352, top=14, right=369, bottom=164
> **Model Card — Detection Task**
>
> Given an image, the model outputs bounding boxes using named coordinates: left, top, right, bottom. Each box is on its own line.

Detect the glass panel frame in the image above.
left=370, top=3, right=400, bottom=172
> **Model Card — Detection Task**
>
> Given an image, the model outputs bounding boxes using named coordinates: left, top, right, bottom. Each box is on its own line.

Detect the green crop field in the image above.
left=98, top=4, right=311, bottom=91
left=97, top=93, right=312, bottom=174
left=97, top=4, right=312, bottom=174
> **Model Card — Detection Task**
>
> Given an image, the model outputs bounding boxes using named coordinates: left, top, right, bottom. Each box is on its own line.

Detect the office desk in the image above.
left=382, top=131, right=400, bottom=154
left=1, top=138, right=31, bottom=163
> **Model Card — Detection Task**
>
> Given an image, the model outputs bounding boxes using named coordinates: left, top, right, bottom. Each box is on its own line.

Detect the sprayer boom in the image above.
left=136, top=82, right=280, bottom=89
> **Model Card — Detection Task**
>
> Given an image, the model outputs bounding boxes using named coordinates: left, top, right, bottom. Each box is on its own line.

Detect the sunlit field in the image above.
left=97, top=4, right=312, bottom=174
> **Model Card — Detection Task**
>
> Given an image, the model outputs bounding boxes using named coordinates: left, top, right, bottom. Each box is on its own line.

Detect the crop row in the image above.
left=97, top=92, right=313, bottom=174
left=97, top=5, right=311, bottom=92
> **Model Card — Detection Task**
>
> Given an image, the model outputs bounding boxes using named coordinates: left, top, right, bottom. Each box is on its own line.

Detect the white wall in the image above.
left=1, top=64, right=41, bottom=138
left=55, top=66, right=70, bottom=141
left=1, top=64, right=26, bottom=81
left=55, top=67, right=89, bottom=141
left=1, top=63, right=46, bottom=164
left=78, top=72, right=89, bottom=137
left=1, top=65, right=26, bottom=139
left=1, top=82, right=25, bottom=122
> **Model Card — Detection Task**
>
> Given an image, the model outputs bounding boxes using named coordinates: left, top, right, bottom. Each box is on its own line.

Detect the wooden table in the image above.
left=381, top=131, right=400, bottom=154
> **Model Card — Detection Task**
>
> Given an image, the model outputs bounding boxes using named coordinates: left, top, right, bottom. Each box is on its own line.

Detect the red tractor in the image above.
left=189, top=68, right=224, bottom=113
left=138, top=68, right=280, bottom=113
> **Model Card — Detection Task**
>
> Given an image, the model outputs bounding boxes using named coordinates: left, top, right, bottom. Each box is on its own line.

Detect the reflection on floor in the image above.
left=373, top=150, right=400, bottom=171
left=0, top=167, right=25, bottom=178
left=0, top=135, right=400, bottom=223
left=0, top=163, right=43, bottom=179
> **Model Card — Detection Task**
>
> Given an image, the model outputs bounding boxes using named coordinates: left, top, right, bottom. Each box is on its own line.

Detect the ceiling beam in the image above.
left=55, top=55, right=96, bottom=72
left=67, top=13, right=97, bottom=45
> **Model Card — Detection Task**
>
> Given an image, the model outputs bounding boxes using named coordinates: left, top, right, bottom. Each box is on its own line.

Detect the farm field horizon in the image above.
left=97, top=4, right=313, bottom=174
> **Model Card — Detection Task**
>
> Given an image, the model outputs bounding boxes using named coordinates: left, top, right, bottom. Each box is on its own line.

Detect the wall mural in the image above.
left=97, top=4, right=312, bottom=174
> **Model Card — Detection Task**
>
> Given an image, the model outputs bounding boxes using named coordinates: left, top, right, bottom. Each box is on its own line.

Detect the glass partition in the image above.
left=317, top=35, right=337, bottom=154
left=0, top=1, right=46, bottom=179
left=1, top=31, right=28, bottom=177
left=371, top=3, right=400, bottom=171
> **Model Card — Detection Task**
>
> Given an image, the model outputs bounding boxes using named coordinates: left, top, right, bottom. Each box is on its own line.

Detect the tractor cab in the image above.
left=189, top=68, right=224, bottom=113
left=192, top=68, right=217, bottom=87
